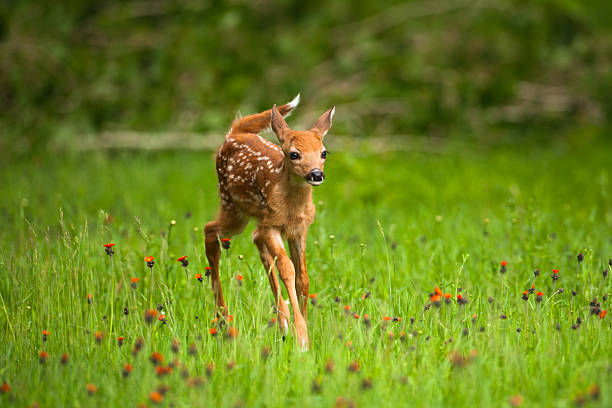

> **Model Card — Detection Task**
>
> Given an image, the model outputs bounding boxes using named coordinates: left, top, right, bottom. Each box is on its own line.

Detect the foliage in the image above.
left=2, top=0, right=612, bottom=155
left=0, top=146, right=610, bottom=406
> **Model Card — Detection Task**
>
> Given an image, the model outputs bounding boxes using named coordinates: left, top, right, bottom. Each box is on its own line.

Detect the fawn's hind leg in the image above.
left=204, top=207, right=247, bottom=316
left=253, top=228, right=290, bottom=338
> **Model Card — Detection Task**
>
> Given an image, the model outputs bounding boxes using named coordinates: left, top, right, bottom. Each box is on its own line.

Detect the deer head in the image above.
left=271, top=104, right=335, bottom=186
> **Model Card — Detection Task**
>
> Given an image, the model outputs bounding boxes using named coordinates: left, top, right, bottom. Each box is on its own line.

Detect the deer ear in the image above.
left=271, top=104, right=289, bottom=143
left=311, top=106, right=335, bottom=140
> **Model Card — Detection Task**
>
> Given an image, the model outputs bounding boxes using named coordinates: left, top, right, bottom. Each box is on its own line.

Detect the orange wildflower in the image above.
left=86, top=383, right=97, bottom=395
left=209, top=328, right=218, bottom=336
left=599, top=310, right=607, bottom=319
left=308, top=293, right=318, bottom=299
left=434, top=287, right=442, bottom=296
left=144, top=256, right=154, bottom=262
left=382, top=316, right=392, bottom=321
left=149, top=391, right=163, bottom=404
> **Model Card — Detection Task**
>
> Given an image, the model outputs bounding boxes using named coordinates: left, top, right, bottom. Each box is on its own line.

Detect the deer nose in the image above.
left=306, top=169, right=325, bottom=184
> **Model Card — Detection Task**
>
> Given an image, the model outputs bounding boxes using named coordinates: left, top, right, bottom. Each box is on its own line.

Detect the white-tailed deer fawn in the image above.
left=204, top=94, right=334, bottom=350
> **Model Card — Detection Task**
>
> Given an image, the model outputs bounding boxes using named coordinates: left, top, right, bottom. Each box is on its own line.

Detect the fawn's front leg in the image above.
left=261, top=228, right=309, bottom=350
left=288, top=232, right=309, bottom=319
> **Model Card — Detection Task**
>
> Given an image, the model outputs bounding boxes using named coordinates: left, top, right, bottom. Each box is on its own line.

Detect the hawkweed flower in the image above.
left=61, top=353, right=69, bottom=365
left=472, top=314, right=478, bottom=324
left=42, top=330, right=50, bottom=342
left=343, top=305, right=351, bottom=314
left=156, top=365, right=172, bottom=377
left=133, top=337, right=144, bottom=356
left=209, top=328, right=218, bottom=337
left=188, top=343, right=198, bottom=356
left=130, top=277, right=139, bottom=289
left=528, top=284, right=535, bottom=294
left=1, top=383, right=10, bottom=394
left=205, top=266, right=212, bottom=283
left=393, top=316, right=402, bottom=322
left=194, top=273, right=203, bottom=283
left=382, top=316, right=392, bottom=322
left=325, top=359, right=335, bottom=373
left=521, top=291, right=529, bottom=301
left=95, top=331, right=104, bottom=344
left=144, top=309, right=158, bottom=324
left=353, top=313, right=360, bottom=319
left=500, top=260, right=507, bottom=274
left=434, top=287, right=442, bottom=296
left=144, top=256, right=155, bottom=269
left=117, top=336, right=125, bottom=347
left=430, top=294, right=441, bottom=307
left=156, top=303, right=163, bottom=312
left=363, top=314, right=371, bottom=329
left=205, top=362, right=215, bottom=377
left=267, top=317, right=277, bottom=328
left=361, top=291, right=371, bottom=300
left=551, top=269, right=560, bottom=290
left=236, top=275, right=243, bottom=286
left=87, top=294, right=93, bottom=305
left=221, top=238, right=231, bottom=250
left=577, top=253, right=584, bottom=263
left=457, top=294, right=468, bottom=305
left=309, top=293, right=318, bottom=306
left=122, top=363, right=133, bottom=378
left=509, top=394, right=524, bottom=407
left=534, top=269, right=540, bottom=278
left=150, top=352, right=164, bottom=365
left=104, top=243, right=115, bottom=256
left=226, top=326, right=239, bottom=340
left=589, top=299, right=601, bottom=316
left=227, top=360, right=236, bottom=371
left=536, top=291, right=544, bottom=302
left=177, top=256, right=189, bottom=267
left=444, top=293, right=452, bottom=304
left=171, top=338, right=179, bottom=353
left=149, top=391, right=163, bottom=404
left=86, top=383, right=97, bottom=396
left=158, top=314, right=167, bottom=324
left=348, top=360, right=360, bottom=373
left=39, top=351, right=48, bottom=364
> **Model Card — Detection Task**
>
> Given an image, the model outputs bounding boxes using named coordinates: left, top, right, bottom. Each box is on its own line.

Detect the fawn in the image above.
left=204, top=95, right=334, bottom=350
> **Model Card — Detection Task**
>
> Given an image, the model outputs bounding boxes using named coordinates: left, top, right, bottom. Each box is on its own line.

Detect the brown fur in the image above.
left=204, top=96, right=334, bottom=350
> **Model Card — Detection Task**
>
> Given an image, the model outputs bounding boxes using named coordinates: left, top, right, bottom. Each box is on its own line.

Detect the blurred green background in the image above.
left=2, top=0, right=612, bottom=157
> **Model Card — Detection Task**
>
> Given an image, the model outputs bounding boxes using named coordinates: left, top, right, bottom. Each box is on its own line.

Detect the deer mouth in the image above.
left=305, top=169, right=324, bottom=185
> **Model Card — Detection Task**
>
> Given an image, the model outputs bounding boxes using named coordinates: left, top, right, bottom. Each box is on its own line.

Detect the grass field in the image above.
left=0, top=144, right=611, bottom=407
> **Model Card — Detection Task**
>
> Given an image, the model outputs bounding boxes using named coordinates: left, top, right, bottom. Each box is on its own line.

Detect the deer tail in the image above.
left=227, top=94, right=300, bottom=138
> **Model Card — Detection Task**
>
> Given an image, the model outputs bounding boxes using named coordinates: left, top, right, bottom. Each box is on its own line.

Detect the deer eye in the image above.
left=289, top=152, right=300, bottom=160
left=321, top=151, right=327, bottom=159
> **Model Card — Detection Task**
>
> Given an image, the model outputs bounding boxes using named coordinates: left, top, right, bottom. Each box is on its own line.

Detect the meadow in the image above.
left=0, top=143, right=610, bottom=407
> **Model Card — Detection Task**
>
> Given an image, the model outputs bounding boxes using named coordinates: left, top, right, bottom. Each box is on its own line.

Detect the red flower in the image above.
left=194, top=273, right=203, bottom=283
left=177, top=256, right=189, bottom=267
left=144, top=256, right=154, bottom=262
left=86, top=383, right=97, bottom=395
left=434, top=287, right=442, bottom=296
left=1, top=382, right=10, bottom=394
left=382, top=316, right=392, bottom=321
left=130, top=277, right=139, bottom=283
left=536, top=291, right=544, bottom=296
left=309, top=293, right=318, bottom=299
left=344, top=305, right=351, bottom=311
left=552, top=269, right=559, bottom=274
left=599, top=310, right=607, bottom=319
left=501, top=260, right=508, bottom=267
left=236, top=275, right=243, bottom=281
left=209, top=328, right=218, bottom=336
left=158, top=314, right=166, bottom=322
left=443, top=293, right=452, bottom=299
left=177, top=256, right=187, bottom=262
left=149, top=391, right=164, bottom=404
left=104, top=243, right=115, bottom=248
left=150, top=352, right=164, bottom=365
left=456, top=294, right=463, bottom=300
left=353, top=313, right=360, bottom=319
left=39, top=351, right=48, bottom=363
left=122, top=363, right=133, bottom=377
left=221, top=238, right=231, bottom=249
left=87, top=294, right=93, bottom=304
left=430, top=294, right=441, bottom=303
left=117, top=336, right=125, bottom=346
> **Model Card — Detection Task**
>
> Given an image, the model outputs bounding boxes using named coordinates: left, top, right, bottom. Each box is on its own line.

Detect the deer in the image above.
left=204, top=94, right=334, bottom=350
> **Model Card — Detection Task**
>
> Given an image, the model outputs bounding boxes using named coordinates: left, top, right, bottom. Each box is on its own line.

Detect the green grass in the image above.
left=0, top=145, right=611, bottom=407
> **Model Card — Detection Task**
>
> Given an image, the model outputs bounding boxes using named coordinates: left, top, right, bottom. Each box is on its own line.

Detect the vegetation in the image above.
left=2, top=0, right=612, bottom=155
left=0, top=144, right=610, bottom=407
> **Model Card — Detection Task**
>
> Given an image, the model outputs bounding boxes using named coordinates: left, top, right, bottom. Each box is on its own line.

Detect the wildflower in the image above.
left=133, top=337, right=144, bottom=356
left=158, top=314, right=167, bottom=324
left=86, top=383, right=97, bottom=395
left=387, top=331, right=395, bottom=341
left=577, top=253, right=584, bottom=263
left=457, top=294, right=468, bottom=305
left=226, top=360, right=236, bottom=371
left=334, top=296, right=341, bottom=303
left=226, top=326, right=239, bottom=340
left=345, top=341, right=353, bottom=349
left=124, top=306, right=129, bottom=316
left=95, top=331, right=104, bottom=344
left=434, top=287, right=442, bottom=296
left=343, top=305, right=351, bottom=312
left=309, top=293, right=318, bottom=306
left=500, top=261, right=507, bottom=274
left=156, top=365, right=172, bottom=377
left=363, top=314, right=371, bottom=329
left=122, top=363, right=133, bottom=378
left=61, top=353, right=69, bottom=365
left=156, top=303, right=163, bottom=312
left=348, top=360, right=360, bottom=373
left=150, top=352, right=164, bottom=365
left=516, top=328, right=521, bottom=333
left=534, top=269, right=540, bottom=278
left=599, top=310, right=607, bottom=319
left=509, top=394, right=524, bottom=406
left=157, top=384, right=170, bottom=395
left=87, top=294, right=93, bottom=304
left=551, top=269, right=559, bottom=281
left=325, top=359, right=335, bottom=373
left=236, top=274, right=243, bottom=286
left=353, top=313, right=360, bottom=319
left=177, top=256, right=189, bottom=267
left=188, top=343, right=198, bottom=356
left=205, top=266, right=212, bottom=281
left=130, top=277, right=139, bottom=289
left=361, top=377, right=373, bottom=390
left=382, top=316, right=392, bottom=321
left=1, top=383, right=10, bottom=394
left=361, top=291, right=371, bottom=300
left=221, top=238, right=231, bottom=249
left=528, top=284, right=535, bottom=294
left=209, top=328, right=218, bottom=337
left=589, top=299, right=601, bottom=316
left=535, top=292, right=544, bottom=303
left=444, top=293, right=452, bottom=304
left=500, top=314, right=508, bottom=319
left=145, top=256, right=155, bottom=269
left=194, top=273, right=203, bottom=283
left=603, top=269, right=608, bottom=279
left=103, top=243, right=115, bottom=256
left=171, top=338, right=179, bottom=353
left=488, top=296, right=495, bottom=303
left=393, top=316, right=402, bottom=322
left=472, top=314, right=478, bottom=324
left=205, top=362, right=215, bottom=377
left=117, top=336, right=125, bottom=346
left=430, top=294, right=441, bottom=306
left=39, top=351, right=48, bottom=364
left=149, top=391, right=163, bottom=404
left=42, top=330, right=50, bottom=342
left=521, top=291, right=529, bottom=301
left=144, top=309, right=158, bottom=324
left=261, top=346, right=271, bottom=360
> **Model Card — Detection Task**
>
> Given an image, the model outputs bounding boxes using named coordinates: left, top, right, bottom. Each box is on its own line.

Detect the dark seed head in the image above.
left=534, top=269, right=540, bottom=277
left=577, top=253, right=584, bottom=263
left=516, top=328, right=521, bottom=333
